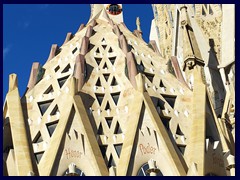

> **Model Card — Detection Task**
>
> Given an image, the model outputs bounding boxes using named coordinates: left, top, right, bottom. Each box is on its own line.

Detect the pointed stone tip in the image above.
left=9, top=73, right=18, bottom=92
left=68, top=77, right=77, bottom=96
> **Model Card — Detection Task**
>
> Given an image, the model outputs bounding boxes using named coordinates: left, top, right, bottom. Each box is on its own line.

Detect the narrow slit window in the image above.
left=72, top=47, right=78, bottom=54
left=44, top=85, right=54, bottom=94
left=61, top=64, right=71, bottom=73
left=33, top=132, right=43, bottom=143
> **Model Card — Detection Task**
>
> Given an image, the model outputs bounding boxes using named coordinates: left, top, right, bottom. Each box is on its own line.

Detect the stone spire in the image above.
left=180, top=5, right=204, bottom=71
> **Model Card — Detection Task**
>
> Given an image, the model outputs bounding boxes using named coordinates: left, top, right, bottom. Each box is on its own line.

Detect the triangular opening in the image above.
left=35, top=151, right=44, bottom=164
left=103, top=74, right=110, bottom=82
left=177, top=145, right=186, bottom=155
left=160, top=80, right=166, bottom=88
left=95, top=93, right=104, bottom=106
left=114, top=144, right=123, bottom=157
left=209, top=5, right=213, bottom=14
left=107, top=154, right=116, bottom=168
left=99, top=145, right=107, bottom=158
left=50, top=105, right=59, bottom=115
left=111, top=92, right=120, bottom=105
left=160, top=116, right=170, bottom=130
left=162, top=95, right=176, bottom=108
left=61, top=64, right=71, bottom=73
left=106, top=117, right=113, bottom=128
left=44, top=85, right=54, bottom=94
left=38, top=99, right=54, bottom=115
left=105, top=101, right=111, bottom=110
left=94, top=57, right=102, bottom=65
left=176, top=124, right=184, bottom=136
left=111, top=77, right=118, bottom=86
left=33, top=131, right=43, bottom=143
left=157, top=98, right=165, bottom=110
left=137, top=61, right=144, bottom=73
left=101, top=38, right=106, bottom=44
left=97, top=122, right=104, bottom=135
left=108, top=47, right=113, bottom=53
left=202, top=6, right=206, bottom=16
left=47, top=121, right=58, bottom=137
left=102, top=45, right=107, bottom=49
left=114, top=121, right=122, bottom=134
left=109, top=56, right=116, bottom=65
left=145, top=73, right=154, bottom=83
left=57, top=75, right=70, bottom=88
left=103, top=62, right=108, bottom=69
left=96, top=77, right=102, bottom=86
left=88, top=43, right=95, bottom=52
left=96, top=47, right=100, bottom=53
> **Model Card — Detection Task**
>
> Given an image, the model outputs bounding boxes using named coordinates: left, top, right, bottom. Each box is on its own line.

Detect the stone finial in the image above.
left=9, top=74, right=18, bottom=92
left=136, top=17, right=141, bottom=31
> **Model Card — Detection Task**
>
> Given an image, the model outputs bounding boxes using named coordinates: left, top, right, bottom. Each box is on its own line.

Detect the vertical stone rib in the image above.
left=74, top=54, right=85, bottom=91
left=80, top=36, right=89, bottom=56
left=126, top=52, right=138, bottom=89
left=119, top=34, right=129, bottom=55
left=85, top=26, right=93, bottom=38
left=6, top=74, right=35, bottom=176
left=27, top=62, right=40, bottom=91
left=63, top=32, right=73, bottom=45
left=47, top=44, right=58, bottom=62
left=149, top=40, right=161, bottom=56
left=77, top=24, right=85, bottom=33
left=113, top=25, right=122, bottom=37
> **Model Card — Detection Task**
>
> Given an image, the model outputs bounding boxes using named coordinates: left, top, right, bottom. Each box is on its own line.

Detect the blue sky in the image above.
left=3, top=4, right=153, bottom=101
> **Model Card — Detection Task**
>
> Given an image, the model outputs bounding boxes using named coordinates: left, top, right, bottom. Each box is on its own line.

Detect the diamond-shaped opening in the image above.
left=105, top=101, right=111, bottom=110
left=96, top=77, right=102, bottom=86
left=111, top=77, right=118, bottom=86
left=50, top=105, right=59, bottom=115
left=162, top=95, right=176, bottom=108
left=47, top=121, right=58, bottom=137
left=114, top=144, right=123, bottom=157
left=97, top=122, right=104, bottom=135
left=35, top=151, right=44, bottom=164
left=176, top=124, right=184, bottom=136
left=103, top=74, right=110, bottom=82
left=108, top=47, right=113, bottom=53
left=55, top=65, right=60, bottom=72
left=99, top=145, right=107, bottom=158
left=72, top=47, right=78, bottom=54
left=111, top=92, right=120, bottom=105
left=145, top=73, right=154, bottom=83
left=44, top=85, right=54, bottom=94
left=95, top=57, right=102, bottom=65
left=58, top=75, right=70, bottom=88
left=177, top=145, right=186, bottom=155
left=33, top=131, right=43, bottom=143
left=114, top=121, right=122, bottom=134
left=102, top=45, right=107, bottom=49
left=107, top=154, right=116, bottom=168
left=109, top=56, right=116, bottom=65
left=95, top=93, right=104, bottom=106
left=38, top=99, right=54, bottom=115
left=61, top=64, right=71, bottom=73
left=105, top=117, right=113, bottom=128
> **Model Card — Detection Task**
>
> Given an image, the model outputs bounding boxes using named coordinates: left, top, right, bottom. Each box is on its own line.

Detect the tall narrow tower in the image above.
left=3, top=4, right=233, bottom=176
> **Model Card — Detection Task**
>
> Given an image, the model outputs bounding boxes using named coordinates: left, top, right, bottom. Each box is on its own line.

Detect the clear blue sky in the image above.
left=3, top=4, right=153, bottom=101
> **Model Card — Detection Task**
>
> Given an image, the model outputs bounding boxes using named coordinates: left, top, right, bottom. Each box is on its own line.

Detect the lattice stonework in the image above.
left=3, top=4, right=234, bottom=177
